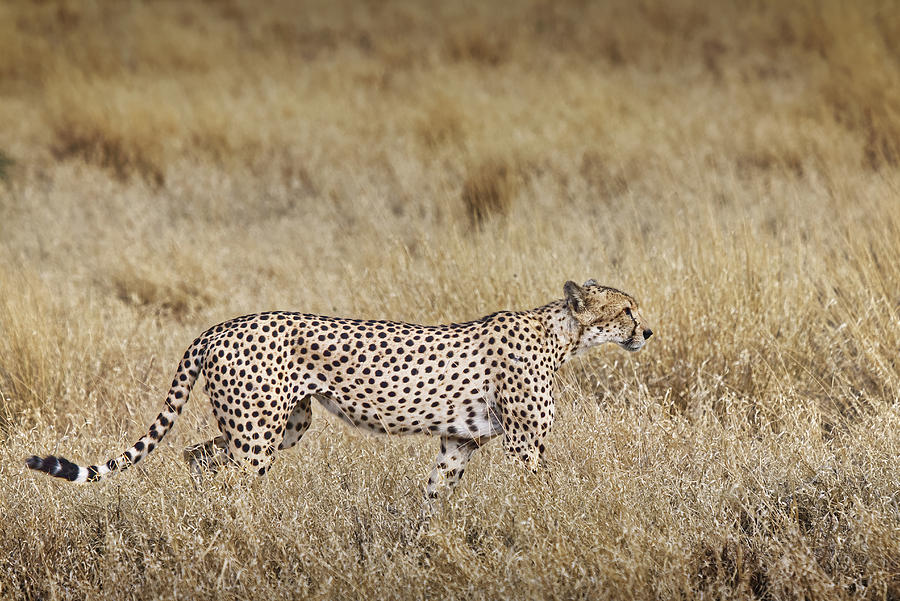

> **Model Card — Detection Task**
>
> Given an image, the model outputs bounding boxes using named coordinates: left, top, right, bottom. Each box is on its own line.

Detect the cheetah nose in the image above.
left=642, top=329, right=653, bottom=340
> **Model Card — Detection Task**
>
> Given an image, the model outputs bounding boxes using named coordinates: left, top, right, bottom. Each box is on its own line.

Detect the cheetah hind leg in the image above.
left=278, top=395, right=312, bottom=451
left=184, top=436, right=231, bottom=481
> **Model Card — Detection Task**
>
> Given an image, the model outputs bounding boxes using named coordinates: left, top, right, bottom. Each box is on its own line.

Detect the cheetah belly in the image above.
left=314, top=393, right=394, bottom=434
left=449, top=394, right=504, bottom=439
left=313, top=388, right=502, bottom=439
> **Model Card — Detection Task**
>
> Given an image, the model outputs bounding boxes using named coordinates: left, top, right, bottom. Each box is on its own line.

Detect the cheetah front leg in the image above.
left=498, top=387, right=555, bottom=474
left=425, top=436, right=481, bottom=503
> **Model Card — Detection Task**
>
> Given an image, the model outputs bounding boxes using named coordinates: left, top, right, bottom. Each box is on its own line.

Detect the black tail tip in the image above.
left=25, top=454, right=81, bottom=481
left=26, top=455, right=46, bottom=471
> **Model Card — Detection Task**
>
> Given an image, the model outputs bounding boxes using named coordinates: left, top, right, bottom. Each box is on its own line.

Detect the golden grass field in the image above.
left=1, top=0, right=899, bottom=599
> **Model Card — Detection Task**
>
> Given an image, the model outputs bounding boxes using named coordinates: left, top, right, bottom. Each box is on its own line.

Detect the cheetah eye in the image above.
left=623, top=307, right=632, bottom=317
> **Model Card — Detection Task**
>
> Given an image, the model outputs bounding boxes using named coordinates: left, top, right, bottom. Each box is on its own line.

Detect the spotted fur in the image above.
left=26, top=280, right=652, bottom=497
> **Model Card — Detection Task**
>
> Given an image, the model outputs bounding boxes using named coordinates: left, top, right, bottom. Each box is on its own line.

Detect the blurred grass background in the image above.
left=0, top=0, right=898, bottom=599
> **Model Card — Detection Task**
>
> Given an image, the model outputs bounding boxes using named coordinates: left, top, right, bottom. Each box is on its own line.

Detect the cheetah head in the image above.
left=564, top=279, right=653, bottom=354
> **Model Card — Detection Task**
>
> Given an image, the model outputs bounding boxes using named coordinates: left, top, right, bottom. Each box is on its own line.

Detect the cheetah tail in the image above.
left=25, top=336, right=206, bottom=483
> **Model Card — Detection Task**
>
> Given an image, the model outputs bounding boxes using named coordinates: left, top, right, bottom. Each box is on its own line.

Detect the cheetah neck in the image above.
left=531, top=299, right=583, bottom=368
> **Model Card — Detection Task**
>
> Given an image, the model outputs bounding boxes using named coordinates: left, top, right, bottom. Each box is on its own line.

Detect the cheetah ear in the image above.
left=564, top=280, right=587, bottom=314
left=583, top=279, right=597, bottom=287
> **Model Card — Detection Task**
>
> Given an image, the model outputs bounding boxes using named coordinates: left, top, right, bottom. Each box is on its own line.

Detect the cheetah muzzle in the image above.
left=26, top=280, right=653, bottom=501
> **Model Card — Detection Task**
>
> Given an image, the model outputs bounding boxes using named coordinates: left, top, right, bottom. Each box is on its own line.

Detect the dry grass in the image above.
left=1, top=0, right=899, bottom=599
left=460, top=158, right=520, bottom=227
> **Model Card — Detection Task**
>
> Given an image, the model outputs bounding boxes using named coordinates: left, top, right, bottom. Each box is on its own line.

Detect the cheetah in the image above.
left=26, top=280, right=652, bottom=499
